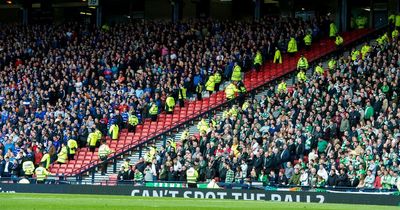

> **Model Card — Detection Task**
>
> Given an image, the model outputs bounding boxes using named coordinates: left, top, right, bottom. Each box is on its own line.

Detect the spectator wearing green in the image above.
left=134, top=168, right=144, bottom=184
left=364, top=102, right=374, bottom=120
left=289, top=167, right=301, bottom=186
left=225, top=164, right=234, bottom=184
left=258, top=170, right=269, bottom=186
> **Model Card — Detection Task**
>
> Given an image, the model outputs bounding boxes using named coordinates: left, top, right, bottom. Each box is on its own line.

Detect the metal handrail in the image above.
left=69, top=27, right=384, bottom=178
left=0, top=177, right=398, bottom=193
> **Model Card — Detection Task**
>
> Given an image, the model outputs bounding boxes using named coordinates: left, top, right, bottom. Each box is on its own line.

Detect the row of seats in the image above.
left=49, top=29, right=372, bottom=176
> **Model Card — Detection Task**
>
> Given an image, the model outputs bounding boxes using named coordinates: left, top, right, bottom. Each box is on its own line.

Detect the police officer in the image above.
left=165, top=94, right=175, bottom=114
left=237, top=81, right=247, bottom=107
left=56, top=143, right=68, bottom=164
left=205, top=75, right=215, bottom=96
left=273, top=47, right=282, bottom=64
left=225, top=82, right=239, bottom=101
left=22, top=158, right=35, bottom=178
left=128, top=112, right=139, bottom=133
left=253, top=50, right=263, bottom=71
left=178, top=83, right=187, bottom=107
left=287, top=37, right=298, bottom=56
left=35, top=163, right=50, bottom=184
left=67, top=139, right=77, bottom=160
left=87, top=128, right=99, bottom=152
left=231, top=63, right=242, bottom=82
left=303, top=33, right=312, bottom=50
left=186, top=164, right=198, bottom=188
left=40, top=150, right=51, bottom=169
left=195, top=81, right=203, bottom=101
left=109, top=122, right=119, bottom=140
left=214, top=70, right=222, bottom=91
left=149, top=103, right=159, bottom=122
left=297, top=55, right=309, bottom=71
left=98, top=140, right=113, bottom=175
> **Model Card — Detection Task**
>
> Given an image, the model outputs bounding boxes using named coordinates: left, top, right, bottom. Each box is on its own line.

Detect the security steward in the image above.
left=225, top=82, right=239, bottom=101
left=304, top=33, right=312, bottom=50
left=253, top=50, right=263, bottom=71
left=165, top=94, right=176, bottom=114
left=186, top=164, right=199, bottom=188
left=273, top=47, right=282, bottom=64
left=128, top=112, right=139, bottom=133
left=109, top=122, right=119, bottom=140
left=98, top=140, right=113, bottom=175
left=287, top=37, right=298, bottom=56
left=297, top=55, right=309, bottom=71
left=178, top=83, right=187, bottom=107
left=237, top=81, right=247, bottom=107
left=35, top=163, right=50, bottom=184
left=205, top=75, right=216, bottom=96
left=231, top=63, right=242, bottom=82
left=214, top=70, right=222, bottom=91
left=149, top=103, right=159, bottom=122
left=67, top=138, right=78, bottom=160
left=22, top=158, right=35, bottom=178
left=87, top=128, right=99, bottom=152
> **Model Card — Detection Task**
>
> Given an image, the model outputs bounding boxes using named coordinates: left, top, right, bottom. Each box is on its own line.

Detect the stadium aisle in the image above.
left=52, top=28, right=373, bottom=177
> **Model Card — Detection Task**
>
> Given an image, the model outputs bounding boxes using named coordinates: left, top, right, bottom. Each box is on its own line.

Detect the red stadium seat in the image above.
left=48, top=29, right=374, bottom=176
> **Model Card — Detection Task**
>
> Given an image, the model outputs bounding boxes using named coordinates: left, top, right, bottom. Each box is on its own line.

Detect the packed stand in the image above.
left=118, top=31, right=400, bottom=191
left=0, top=16, right=333, bottom=181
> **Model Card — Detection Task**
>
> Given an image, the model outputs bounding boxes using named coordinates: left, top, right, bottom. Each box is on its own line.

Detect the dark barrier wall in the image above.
left=0, top=184, right=399, bottom=206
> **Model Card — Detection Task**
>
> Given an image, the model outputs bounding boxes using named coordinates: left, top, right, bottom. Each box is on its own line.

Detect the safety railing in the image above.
left=69, top=26, right=387, bottom=180
left=0, top=177, right=398, bottom=194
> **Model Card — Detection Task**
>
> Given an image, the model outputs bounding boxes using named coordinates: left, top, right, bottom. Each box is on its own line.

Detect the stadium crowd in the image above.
left=117, top=30, right=400, bottom=190
left=0, top=16, right=331, bottom=180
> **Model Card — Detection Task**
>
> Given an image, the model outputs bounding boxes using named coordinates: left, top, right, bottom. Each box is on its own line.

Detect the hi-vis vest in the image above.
left=186, top=167, right=198, bottom=184
left=67, top=139, right=78, bottom=155
left=98, top=144, right=111, bottom=158
left=35, top=166, right=49, bottom=181
left=128, top=114, right=139, bottom=126
left=22, top=161, right=35, bottom=175
left=109, top=124, right=119, bottom=140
